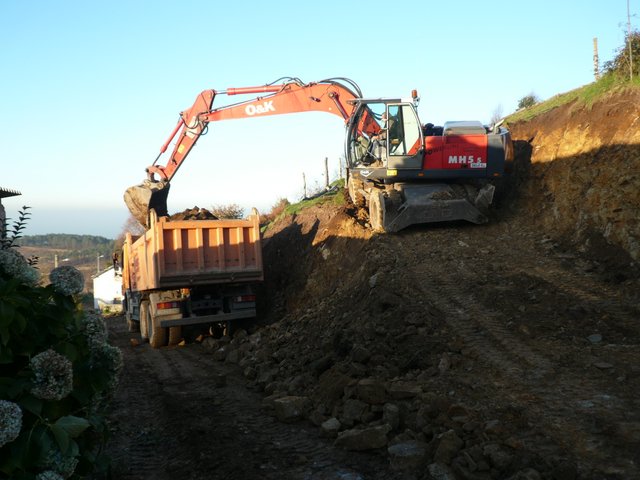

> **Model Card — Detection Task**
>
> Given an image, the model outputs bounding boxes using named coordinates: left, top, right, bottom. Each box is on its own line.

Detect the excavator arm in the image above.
left=125, top=77, right=366, bottom=226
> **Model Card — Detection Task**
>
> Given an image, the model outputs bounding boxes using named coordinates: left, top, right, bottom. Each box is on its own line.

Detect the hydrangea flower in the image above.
left=30, top=349, right=73, bottom=401
left=49, top=266, right=84, bottom=295
left=0, top=400, right=22, bottom=447
left=83, top=312, right=108, bottom=348
left=90, top=343, right=123, bottom=393
left=0, top=248, right=40, bottom=285
left=43, top=450, right=79, bottom=479
left=36, top=471, right=64, bottom=480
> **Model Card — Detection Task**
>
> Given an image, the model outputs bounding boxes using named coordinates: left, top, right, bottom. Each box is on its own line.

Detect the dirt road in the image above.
left=104, top=316, right=404, bottom=480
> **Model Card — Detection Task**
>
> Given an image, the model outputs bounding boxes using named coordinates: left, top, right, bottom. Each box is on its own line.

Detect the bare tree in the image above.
left=210, top=203, right=244, bottom=219
left=490, top=104, right=504, bottom=125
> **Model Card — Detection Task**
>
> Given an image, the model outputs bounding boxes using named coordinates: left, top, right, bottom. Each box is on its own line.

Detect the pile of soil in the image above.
left=168, top=207, right=219, bottom=221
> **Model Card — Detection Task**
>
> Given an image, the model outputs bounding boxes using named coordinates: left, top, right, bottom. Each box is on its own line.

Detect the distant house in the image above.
left=93, top=266, right=123, bottom=311
left=0, top=187, right=21, bottom=238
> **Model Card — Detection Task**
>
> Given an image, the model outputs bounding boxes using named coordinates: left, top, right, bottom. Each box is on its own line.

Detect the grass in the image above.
left=261, top=179, right=346, bottom=232
left=505, top=73, right=640, bottom=125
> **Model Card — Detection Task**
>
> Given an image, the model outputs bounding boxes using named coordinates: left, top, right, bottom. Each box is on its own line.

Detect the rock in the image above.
left=357, top=378, right=386, bottom=405
left=483, top=443, right=513, bottom=470
left=587, top=333, right=602, bottom=344
left=202, top=336, right=218, bottom=352
left=351, top=345, right=372, bottom=364
left=213, top=373, right=227, bottom=387
left=341, top=399, right=369, bottom=427
left=593, top=361, right=614, bottom=369
left=434, top=429, right=464, bottom=465
left=213, top=346, right=228, bottom=361
left=427, top=462, right=458, bottom=480
left=224, top=348, right=241, bottom=364
left=318, top=368, right=352, bottom=405
left=388, top=441, right=428, bottom=471
left=272, top=396, right=310, bottom=422
left=388, top=381, right=421, bottom=399
left=334, top=424, right=391, bottom=451
left=310, top=354, right=334, bottom=376
left=506, top=468, right=542, bottom=480
left=383, top=403, right=400, bottom=430
left=369, top=273, right=379, bottom=288
left=321, top=417, right=341, bottom=438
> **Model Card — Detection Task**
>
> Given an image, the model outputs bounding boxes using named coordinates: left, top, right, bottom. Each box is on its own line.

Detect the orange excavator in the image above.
left=124, top=77, right=513, bottom=232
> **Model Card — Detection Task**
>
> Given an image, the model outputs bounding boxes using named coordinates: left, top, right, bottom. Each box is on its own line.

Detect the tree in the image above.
left=490, top=104, right=504, bottom=125
left=603, top=29, right=640, bottom=79
left=210, top=203, right=245, bottom=219
left=517, top=93, right=540, bottom=110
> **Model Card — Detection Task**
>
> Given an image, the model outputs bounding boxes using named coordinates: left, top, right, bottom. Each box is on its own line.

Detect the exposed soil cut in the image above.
left=103, top=87, right=640, bottom=480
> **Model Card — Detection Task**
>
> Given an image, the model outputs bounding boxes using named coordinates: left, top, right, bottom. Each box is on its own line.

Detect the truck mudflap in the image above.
left=370, top=183, right=495, bottom=233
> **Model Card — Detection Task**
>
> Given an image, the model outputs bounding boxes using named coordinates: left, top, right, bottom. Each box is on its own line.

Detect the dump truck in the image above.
left=122, top=209, right=263, bottom=348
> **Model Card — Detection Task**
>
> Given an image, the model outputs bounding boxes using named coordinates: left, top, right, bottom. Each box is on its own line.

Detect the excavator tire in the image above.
left=348, top=176, right=366, bottom=208
left=149, top=312, right=167, bottom=349
left=168, top=326, right=183, bottom=346
left=139, top=301, right=150, bottom=341
left=369, top=191, right=386, bottom=233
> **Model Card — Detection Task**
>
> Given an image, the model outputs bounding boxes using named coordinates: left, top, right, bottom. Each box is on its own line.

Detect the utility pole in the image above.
left=629, top=0, right=634, bottom=80
left=324, top=157, right=329, bottom=189
left=302, top=172, right=307, bottom=199
left=593, top=37, right=600, bottom=80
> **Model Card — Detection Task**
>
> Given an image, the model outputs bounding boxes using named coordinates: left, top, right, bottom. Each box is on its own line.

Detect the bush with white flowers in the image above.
left=0, top=231, right=122, bottom=478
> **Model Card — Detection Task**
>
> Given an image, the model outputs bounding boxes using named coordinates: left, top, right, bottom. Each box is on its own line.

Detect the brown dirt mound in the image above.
left=168, top=206, right=219, bottom=221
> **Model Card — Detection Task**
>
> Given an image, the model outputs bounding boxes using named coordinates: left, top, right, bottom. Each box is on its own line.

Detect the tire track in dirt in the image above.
left=105, top=318, right=402, bottom=480
left=403, top=226, right=639, bottom=476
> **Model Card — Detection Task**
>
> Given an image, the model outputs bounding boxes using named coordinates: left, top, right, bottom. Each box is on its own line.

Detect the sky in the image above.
left=0, top=0, right=635, bottom=238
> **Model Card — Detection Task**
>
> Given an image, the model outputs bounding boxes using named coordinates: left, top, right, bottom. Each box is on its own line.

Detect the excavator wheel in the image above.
left=368, top=191, right=386, bottom=233
left=139, top=301, right=150, bottom=342
left=347, top=175, right=366, bottom=208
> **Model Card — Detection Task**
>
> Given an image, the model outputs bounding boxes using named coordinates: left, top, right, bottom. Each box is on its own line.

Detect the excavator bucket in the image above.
left=371, top=183, right=495, bottom=233
left=124, top=180, right=170, bottom=228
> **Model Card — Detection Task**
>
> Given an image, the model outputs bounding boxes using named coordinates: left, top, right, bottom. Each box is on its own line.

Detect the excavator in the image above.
left=124, top=77, right=513, bottom=232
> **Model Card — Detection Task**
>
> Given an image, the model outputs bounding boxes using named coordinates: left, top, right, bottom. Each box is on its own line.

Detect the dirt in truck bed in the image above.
left=103, top=88, right=640, bottom=479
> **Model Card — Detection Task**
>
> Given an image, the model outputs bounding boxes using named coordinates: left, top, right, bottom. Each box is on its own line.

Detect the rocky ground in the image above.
left=103, top=87, right=640, bottom=479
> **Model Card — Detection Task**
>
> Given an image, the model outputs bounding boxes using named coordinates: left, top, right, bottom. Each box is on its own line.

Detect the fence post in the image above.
left=302, top=172, right=307, bottom=199
left=593, top=37, right=600, bottom=80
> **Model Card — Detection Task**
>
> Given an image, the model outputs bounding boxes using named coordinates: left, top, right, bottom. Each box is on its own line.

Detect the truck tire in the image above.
left=149, top=312, right=167, bottom=349
left=369, top=191, right=386, bottom=233
left=139, top=301, right=150, bottom=341
left=168, top=326, right=183, bottom=346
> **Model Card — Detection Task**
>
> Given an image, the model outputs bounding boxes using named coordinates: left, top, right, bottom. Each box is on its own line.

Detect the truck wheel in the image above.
left=168, top=326, right=183, bottom=346
left=139, top=301, right=150, bottom=341
left=149, top=312, right=167, bottom=349
left=369, top=191, right=386, bottom=233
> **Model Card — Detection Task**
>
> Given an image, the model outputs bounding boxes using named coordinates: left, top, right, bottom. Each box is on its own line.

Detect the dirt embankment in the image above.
left=507, top=87, right=640, bottom=263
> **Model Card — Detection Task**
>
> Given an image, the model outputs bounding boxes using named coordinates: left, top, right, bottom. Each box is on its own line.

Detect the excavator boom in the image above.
left=124, top=78, right=362, bottom=226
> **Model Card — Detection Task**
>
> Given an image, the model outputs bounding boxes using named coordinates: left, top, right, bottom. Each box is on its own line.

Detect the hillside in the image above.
left=15, top=234, right=116, bottom=291
left=250, top=86, right=640, bottom=478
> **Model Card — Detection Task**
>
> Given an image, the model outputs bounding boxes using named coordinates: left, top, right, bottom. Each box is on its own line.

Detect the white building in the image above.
left=93, top=266, right=123, bottom=311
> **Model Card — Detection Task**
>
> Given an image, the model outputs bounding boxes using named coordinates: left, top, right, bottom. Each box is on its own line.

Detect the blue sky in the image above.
left=0, top=0, right=634, bottom=238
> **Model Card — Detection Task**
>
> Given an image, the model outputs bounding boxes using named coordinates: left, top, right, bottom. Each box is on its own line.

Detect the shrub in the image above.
left=0, top=213, right=122, bottom=479
left=517, top=93, right=540, bottom=110
left=210, top=203, right=245, bottom=219
left=603, top=30, right=640, bottom=78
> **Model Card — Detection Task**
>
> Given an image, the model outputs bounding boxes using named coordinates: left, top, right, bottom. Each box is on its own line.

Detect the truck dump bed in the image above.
left=123, top=210, right=263, bottom=293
